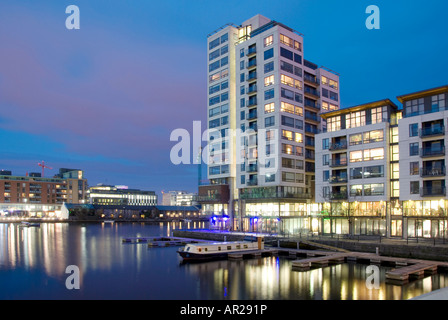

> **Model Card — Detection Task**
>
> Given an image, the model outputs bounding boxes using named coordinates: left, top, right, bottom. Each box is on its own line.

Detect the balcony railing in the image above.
left=420, top=187, right=446, bottom=197
left=329, top=176, right=348, bottom=184
left=305, top=113, right=319, bottom=122
left=246, top=60, right=257, bottom=69
left=247, top=72, right=257, bottom=81
left=329, top=142, right=348, bottom=151
left=420, top=167, right=446, bottom=177
left=248, top=124, right=258, bottom=132
left=247, top=165, right=258, bottom=173
left=197, top=194, right=222, bottom=202
left=247, top=180, right=258, bottom=186
left=420, top=126, right=445, bottom=138
left=329, top=159, right=348, bottom=168
left=303, top=77, right=319, bottom=87
left=247, top=98, right=257, bottom=107
left=246, top=47, right=257, bottom=56
left=330, top=192, right=348, bottom=200
left=304, top=86, right=320, bottom=98
left=247, top=112, right=257, bottom=120
left=247, top=85, right=257, bottom=94
left=240, top=192, right=312, bottom=200
left=420, top=147, right=446, bottom=158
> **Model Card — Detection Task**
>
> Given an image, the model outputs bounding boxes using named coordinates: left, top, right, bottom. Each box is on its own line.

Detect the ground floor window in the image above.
left=407, top=219, right=447, bottom=238
left=323, top=218, right=349, bottom=235
left=391, top=219, right=402, bottom=237
left=353, top=218, right=386, bottom=236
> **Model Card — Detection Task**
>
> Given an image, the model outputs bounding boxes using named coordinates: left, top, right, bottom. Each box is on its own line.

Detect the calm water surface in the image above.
left=0, top=222, right=447, bottom=300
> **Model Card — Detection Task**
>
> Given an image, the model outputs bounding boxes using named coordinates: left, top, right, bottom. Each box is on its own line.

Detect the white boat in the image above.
left=177, top=237, right=264, bottom=261
left=103, top=220, right=115, bottom=223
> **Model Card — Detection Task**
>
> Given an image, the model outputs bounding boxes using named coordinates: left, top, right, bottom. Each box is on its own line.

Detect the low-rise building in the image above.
left=88, top=184, right=157, bottom=206
left=162, top=190, right=198, bottom=206
left=0, top=168, right=88, bottom=218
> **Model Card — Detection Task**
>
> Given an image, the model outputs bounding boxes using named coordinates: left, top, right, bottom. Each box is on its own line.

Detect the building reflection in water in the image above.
left=0, top=221, right=447, bottom=300
left=182, top=256, right=448, bottom=300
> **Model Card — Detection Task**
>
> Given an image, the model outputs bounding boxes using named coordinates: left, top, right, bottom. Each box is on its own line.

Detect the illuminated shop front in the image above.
left=321, top=201, right=388, bottom=236
left=239, top=202, right=322, bottom=235
left=403, top=200, right=448, bottom=238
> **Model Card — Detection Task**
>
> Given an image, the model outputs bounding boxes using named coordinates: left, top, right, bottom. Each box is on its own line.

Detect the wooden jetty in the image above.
left=227, top=248, right=279, bottom=260
left=292, top=252, right=349, bottom=270
left=289, top=248, right=448, bottom=285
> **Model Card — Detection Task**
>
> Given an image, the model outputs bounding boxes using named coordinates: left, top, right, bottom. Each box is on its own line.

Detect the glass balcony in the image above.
left=247, top=85, right=257, bottom=94
left=329, top=176, right=348, bottom=184
left=303, top=74, right=319, bottom=86
left=420, top=147, right=445, bottom=158
left=420, top=126, right=445, bottom=138
left=247, top=111, right=257, bottom=120
left=330, top=192, right=348, bottom=200
left=420, top=187, right=446, bottom=197
left=329, top=142, right=348, bottom=151
left=246, top=47, right=257, bottom=57
left=247, top=180, right=258, bottom=186
left=247, top=97, right=257, bottom=108
left=246, top=60, right=257, bottom=69
left=247, top=72, right=257, bottom=81
left=329, top=159, right=348, bottom=168
left=247, top=164, right=258, bottom=173
left=420, top=167, right=446, bottom=177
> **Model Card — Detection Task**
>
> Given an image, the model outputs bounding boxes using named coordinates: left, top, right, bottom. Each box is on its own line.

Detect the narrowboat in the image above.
left=177, top=236, right=264, bottom=261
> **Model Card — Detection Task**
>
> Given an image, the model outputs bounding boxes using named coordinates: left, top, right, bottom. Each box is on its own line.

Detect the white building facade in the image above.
left=203, top=15, right=340, bottom=235
left=315, top=100, right=400, bottom=236
left=397, top=85, right=448, bottom=238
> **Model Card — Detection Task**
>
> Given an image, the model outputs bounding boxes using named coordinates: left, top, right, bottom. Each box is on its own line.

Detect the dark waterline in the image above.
left=0, top=222, right=447, bottom=300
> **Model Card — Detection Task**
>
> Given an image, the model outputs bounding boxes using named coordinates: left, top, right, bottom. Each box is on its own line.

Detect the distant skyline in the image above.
left=1, top=0, right=447, bottom=201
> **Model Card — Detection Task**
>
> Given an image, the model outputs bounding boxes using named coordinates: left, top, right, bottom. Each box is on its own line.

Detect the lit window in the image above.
left=346, top=111, right=366, bottom=129
left=363, top=130, right=384, bottom=144
left=264, top=103, right=275, bottom=113
left=327, top=116, right=341, bottom=132
left=281, top=102, right=295, bottom=115
left=264, top=75, right=274, bottom=87
left=282, top=130, right=293, bottom=141
left=350, top=151, right=363, bottom=163
left=363, top=148, right=384, bottom=161
left=264, top=35, right=273, bottom=47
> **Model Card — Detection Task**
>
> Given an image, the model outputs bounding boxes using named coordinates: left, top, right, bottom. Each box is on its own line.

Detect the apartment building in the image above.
left=201, top=20, right=240, bottom=221
left=202, top=14, right=340, bottom=234
left=315, top=100, right=401, bottom=236
left=89, top=184, right=157, bottom=206
left=397, top=85, right=448, bottom=238
left=162, top=190, right=198, bottom=206
left=0, top=168, right=88, bottom=218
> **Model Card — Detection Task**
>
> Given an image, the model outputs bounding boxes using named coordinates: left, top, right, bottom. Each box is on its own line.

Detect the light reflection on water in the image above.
left=0, top=222, right=447, bottom=300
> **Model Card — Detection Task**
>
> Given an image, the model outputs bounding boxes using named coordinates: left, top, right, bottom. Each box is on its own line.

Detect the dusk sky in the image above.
left=1, top=0, right=447, bottom=202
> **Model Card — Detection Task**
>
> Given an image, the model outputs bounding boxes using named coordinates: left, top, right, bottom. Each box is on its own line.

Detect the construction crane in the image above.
left=38, top=161, right=53, bottom=177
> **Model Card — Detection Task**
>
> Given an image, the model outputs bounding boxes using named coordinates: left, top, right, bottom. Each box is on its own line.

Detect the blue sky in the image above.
left=0, top=0, right=447, bottom=201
